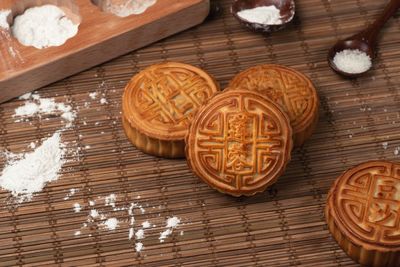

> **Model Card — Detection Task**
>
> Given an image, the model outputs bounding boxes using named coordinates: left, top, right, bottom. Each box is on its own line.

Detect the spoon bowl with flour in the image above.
left=231, top=0, right=295, bottom=33
left=328, top=0, right=400, bottom=78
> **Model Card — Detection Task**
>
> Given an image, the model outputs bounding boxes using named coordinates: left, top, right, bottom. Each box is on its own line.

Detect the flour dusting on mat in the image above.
left=14, top=93, right=76, bottom=125
left=71, top=193, right=186, bottom=254
left=104, top=0, right=157, bottom=17
left=103, top=217, right=119, bottom=230
left=12, top=5, right=79, bottom=49
left=73, top=203, right=82, bottom=213
left=159, top=216, right=181, bottom=242
left=135, top=242, right=143, bottom=252
left=4, top=93, right=79, bottom=204
left=0, top=132, right=67, bottom=203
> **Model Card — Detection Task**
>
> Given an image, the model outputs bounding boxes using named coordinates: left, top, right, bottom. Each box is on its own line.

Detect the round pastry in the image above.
left=228, top=64, right=319, bottom=147
left=186, top=89, right=293, bottom=197
left=122, top=62, right=219, bottom=158
left=326, top=161, right=400, bottom=267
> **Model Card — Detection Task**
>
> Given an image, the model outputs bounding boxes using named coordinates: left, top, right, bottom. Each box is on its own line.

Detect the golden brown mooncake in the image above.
left=228, top=64, right=319, bottom=147
left=186, top=89, right=293, bottom=197
left=326, top=161, right=400, bottom=267
left=122, top=62, right=219, bottom=158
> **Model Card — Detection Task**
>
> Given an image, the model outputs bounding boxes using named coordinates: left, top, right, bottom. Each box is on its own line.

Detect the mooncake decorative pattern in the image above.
left=186, top=89, right=292, bottom=196
left=123, top=62, right=219, bottom=158
left=229, top=64, right=319, bottom=146
left=326, top=161, right=400, bottom=267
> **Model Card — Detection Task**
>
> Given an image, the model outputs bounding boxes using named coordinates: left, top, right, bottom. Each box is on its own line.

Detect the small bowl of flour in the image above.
left=231, top=0, right=295, bottom=33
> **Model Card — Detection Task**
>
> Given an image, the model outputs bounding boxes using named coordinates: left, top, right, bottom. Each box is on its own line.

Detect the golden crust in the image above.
left=228, top=64, right=319, bottom=147
left=186, top=89, right=293, bottom=197
left=325, top=161, right=400, bottom=266
left=122, top=62, right=219, bottom=158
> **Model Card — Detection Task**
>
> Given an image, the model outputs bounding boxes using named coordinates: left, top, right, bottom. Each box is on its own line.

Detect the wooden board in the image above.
left=0, top=0, right=400, bottom=266
left=0, top=0, right=210, bottom=103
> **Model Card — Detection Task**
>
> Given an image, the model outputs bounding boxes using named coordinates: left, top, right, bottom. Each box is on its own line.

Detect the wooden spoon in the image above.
left=328, top=0, right=400, bottom=78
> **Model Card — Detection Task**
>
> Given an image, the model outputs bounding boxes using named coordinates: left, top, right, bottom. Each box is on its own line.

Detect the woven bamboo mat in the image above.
left=1, top=0, right=400, bottom=266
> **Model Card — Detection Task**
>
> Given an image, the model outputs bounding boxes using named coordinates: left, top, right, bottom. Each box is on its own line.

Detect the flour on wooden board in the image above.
left=12, top=5, right=79, bottom=49
left=0, top=9, right=11, bottom=30
left=103, top=0, right=157, bottom=17
left=0, top=9, right=24, bottom=62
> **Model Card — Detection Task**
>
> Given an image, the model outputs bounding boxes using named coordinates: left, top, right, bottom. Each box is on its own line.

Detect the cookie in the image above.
left=229, top=64, right=319, bottom=146
left=326, top=161, right=400, bottom=267
left=122, top=62, right=219, bottom=158
left=186, top=89, right=293, bottom=196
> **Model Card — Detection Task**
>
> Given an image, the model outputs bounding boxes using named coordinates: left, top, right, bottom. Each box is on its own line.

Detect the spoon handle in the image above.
left=363, top=0, right=400, bottom=43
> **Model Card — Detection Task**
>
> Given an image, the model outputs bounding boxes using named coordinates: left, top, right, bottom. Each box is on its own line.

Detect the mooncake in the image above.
left=326, top=161, right=400, bottom=267
left=229, top=65, right=319, bottom=146
left=186, top=89, right=293, bottom=196
left=122, top=62, right=219, bottom=158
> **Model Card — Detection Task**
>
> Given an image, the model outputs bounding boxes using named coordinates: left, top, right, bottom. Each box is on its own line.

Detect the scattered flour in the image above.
left=14, top=94, right=76, bottom=124
left=71, top=195, right=185, bottom=254
left=129, top=228, right=134, bottom=240
left=89, top=92, right=98, bottom=100
left=237, top=6, right=283, bottom=25
left=159, top=216, right=181, bottom=243
left=74, top=231, right=81, bottom=236
left=333, top=49, right=372, bottom=74
left=0, top=9, right=11, bottom=30
left=135, top=242, right=143, bottom=252
left=135, top=229, right=145, bottom=239
left=104, top=0, right=157, bottom=17
left=90, top=209, right=100, bottom=218
left=166, top=216, right=181, bottom=228
left=142, top=221, right=151, bottom=229
left=73, top=203, right=81, bottom=213
left=100, top=98, right=108, bottom=104
left=382, top=142, right=388, bottom=150
left=103, top=218, right=119, bottom=230
left=395, top=147, right=400, bottom=156
left=105, top=193, right=117, bottom=208
left=12, top=5, right=79, bottom=49
left=19, top=92, right=33, bottom=100
left=0, top=132, right=66, bottom=203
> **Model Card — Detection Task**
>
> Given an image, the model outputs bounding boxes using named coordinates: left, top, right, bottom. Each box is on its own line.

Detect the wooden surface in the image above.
left=0, top=0, right=400, bottom=266
left=0, top=0, right=210, bottom=103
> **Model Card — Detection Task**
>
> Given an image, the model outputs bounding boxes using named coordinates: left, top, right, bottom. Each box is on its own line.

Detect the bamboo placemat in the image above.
left=1, top=0, right=400, bottom=266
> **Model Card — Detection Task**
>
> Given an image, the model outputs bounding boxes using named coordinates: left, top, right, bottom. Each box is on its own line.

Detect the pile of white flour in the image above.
left=0, top=93, right=77, bottom=204
left=12, top=5, right=79, bottom=49
left=103, top=0, right=157, bottom=17
left=0, top=132, right=66, bottom=203
left=237, top=5, right=283, bottom=25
